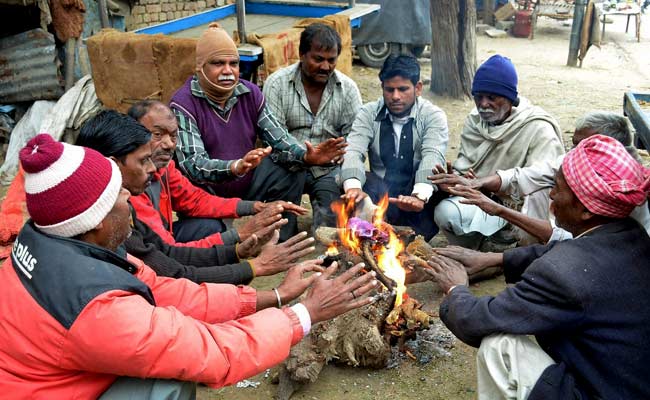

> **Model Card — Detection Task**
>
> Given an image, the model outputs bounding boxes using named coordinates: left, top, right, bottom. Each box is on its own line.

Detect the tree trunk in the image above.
left=429, top=0, right=477, bottom=98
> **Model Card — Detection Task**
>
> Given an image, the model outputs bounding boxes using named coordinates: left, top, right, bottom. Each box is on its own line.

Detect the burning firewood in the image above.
left=277, top=198, right=439, bottom=399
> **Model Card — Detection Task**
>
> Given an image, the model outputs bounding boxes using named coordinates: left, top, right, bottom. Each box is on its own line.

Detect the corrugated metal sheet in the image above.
left=0, top=28, right=63, bottom=103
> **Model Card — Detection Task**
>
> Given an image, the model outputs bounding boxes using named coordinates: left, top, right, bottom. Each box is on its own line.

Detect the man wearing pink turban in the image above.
left=427, top=135, right=650, bottom=399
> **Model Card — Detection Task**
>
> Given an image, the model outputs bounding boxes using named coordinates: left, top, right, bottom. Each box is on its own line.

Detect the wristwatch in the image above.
left=413, top=192, right=428, bottom=203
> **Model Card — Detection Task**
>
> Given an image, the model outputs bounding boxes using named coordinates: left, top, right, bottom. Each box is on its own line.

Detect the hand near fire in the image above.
left=249, top=230, right=316, bottom=277
left=303, top=137, right=348, bottom=166
left=274, top=259, right=327, bottom=304
left=302, top=262, right=379, bottom=324
left=425, top=254, right=469, bottom=295
left=237, top=204, right=286, bottom=242
left=236, top=214, right=288, bottom=259
left=428, top=161, right=478, bottom=193
left=341, top=188, right=368, bottom=203
left=231, top=146, right=272, bottom=176
left=447, top=185, right=503, bottom=216
left=388, top=195, right=424, bottom=212
left=435, top=246, right=504, bottom=277
left=253, top=200, right=308, bottom=216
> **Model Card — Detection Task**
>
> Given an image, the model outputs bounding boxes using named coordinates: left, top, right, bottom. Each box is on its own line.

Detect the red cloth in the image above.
left=130, top=160, right=242, bottom=248
left=562, top=134, right=650, bottom=218
left=0, top=253, right=303, bottom=398
left=0, top=168, right=27, bottom=259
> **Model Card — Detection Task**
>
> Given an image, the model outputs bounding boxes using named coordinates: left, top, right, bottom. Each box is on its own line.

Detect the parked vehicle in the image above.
left=353, top=0, right=431, bottom=67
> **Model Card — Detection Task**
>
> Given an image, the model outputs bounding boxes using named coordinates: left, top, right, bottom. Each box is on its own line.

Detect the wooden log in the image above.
left=277, top=294, right=394, bottom=400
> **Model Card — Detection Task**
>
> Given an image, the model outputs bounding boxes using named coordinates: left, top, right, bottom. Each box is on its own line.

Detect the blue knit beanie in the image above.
left=471, top=55, right=518, bottom=103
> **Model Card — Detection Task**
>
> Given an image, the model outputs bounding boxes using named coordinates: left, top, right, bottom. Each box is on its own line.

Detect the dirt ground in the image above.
left=0, top=12, right=648, bottom=400
left=198, top=14, right=650, bottom=400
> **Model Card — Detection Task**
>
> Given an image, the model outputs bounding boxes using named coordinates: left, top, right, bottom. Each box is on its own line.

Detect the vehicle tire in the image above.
left=357, top=43, right=397, bottom=68
left=408, top=45, right=426, bottom=58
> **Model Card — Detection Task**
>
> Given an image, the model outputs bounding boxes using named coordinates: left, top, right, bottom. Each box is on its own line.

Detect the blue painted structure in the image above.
left=135, top=2, right=368, bottom=36
left=136, top=4, right=236, bottom=35
left=624, top=92, right=650, bottom=150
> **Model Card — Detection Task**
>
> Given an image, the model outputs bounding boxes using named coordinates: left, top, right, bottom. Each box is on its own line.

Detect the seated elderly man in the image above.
left=427, top=135, right=650, bottom=400
left=171, top=23, right=345, bottom=240
left=127, top=100, right=307, bottom=247
left=77, top=110, right=315, bottom=285
left=0, top=134, right=378, bottom=398
left=439, top=111, right=650, bottom=243
left=430, top=55, right=564, bottom=248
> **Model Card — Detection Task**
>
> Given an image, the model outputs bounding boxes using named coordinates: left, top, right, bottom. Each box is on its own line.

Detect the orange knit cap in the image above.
left=195, top=22, right=239, bottom=72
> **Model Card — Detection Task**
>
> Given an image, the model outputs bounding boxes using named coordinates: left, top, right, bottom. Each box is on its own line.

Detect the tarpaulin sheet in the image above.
left=237, top=14, right=352, bottom=81
left=88, top=15, right=352, bottom=113
left=352, top=0, right=431, bottom=46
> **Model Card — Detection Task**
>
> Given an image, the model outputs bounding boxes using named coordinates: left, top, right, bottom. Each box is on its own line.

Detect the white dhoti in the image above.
left=477, top=334, right=555, bottom=400
left=434, top=189, right=552, bottom=248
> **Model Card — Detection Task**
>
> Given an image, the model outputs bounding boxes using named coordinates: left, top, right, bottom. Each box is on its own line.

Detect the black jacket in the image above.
left=440, top=219, right=650, bottom=400
left=124, top=206, right=254, bottom=285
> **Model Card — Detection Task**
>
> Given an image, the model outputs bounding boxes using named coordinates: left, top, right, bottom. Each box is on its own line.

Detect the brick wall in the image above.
left=127, top=0, right=235, bottom=30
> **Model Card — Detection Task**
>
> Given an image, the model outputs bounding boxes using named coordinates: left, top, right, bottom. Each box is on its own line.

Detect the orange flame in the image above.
left=331, top=198, right=361, bottom=253
left=331, top=195, right=407, bottom=308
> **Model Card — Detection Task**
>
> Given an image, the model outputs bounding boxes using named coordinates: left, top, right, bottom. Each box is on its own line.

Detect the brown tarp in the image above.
left=578, top=0, right=601, bottom=65
left=87, top=14, right=352, bottom=113
left=237, top=14, right=352, bottom=81
left=87, top=29, right=197, bottom=113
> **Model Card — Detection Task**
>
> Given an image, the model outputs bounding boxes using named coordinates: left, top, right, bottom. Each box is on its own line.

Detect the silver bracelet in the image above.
left=232, top=159, right=246, bottom=178
left=273, top=288, right=282, bottom=308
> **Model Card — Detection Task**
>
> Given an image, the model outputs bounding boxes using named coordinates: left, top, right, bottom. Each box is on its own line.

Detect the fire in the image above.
left=331, top=198, right=361, bottom=253
left=331, top=195, right=407, bottom=308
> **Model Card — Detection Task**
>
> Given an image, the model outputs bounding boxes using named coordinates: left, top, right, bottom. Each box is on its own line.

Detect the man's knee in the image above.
left=434, top=199, right=462, bottom=232
left=477, top=333, right=515, bottom=365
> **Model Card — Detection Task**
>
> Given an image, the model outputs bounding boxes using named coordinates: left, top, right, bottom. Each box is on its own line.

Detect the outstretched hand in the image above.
left=341, top=188, right=368, bottom=204
left=253, top=200, right=308, bottom=216
left=275, top=259, right=327, bottom=304
left=428, top=161, right=475, bottom=193
left=303, top=137, right=348, bottom=166
left=250, top=230, right=316, bottom=277
left=447, top=185, right=503, bottom=216
left=236, top=216, right=288, bottom=259
left=388, top=195, right=425, bottom=212
left=435, top=246, right=503, bottom=276
left=302, top=262, right=378, bottom=324
left=425, top=254, right=469, bottom=294
left=237, top=203, right=285, bottom=241
left=231, top=146, right=272, bottom=176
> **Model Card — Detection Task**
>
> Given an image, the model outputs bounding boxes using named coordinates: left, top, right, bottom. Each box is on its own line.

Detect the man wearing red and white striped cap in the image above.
left=427, top=135, right=650, bottom=399
left=0, top=134, right=379, bottom=399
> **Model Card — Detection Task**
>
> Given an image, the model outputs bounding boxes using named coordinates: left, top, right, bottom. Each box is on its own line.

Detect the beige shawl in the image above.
left=453, top=97, right=564, bottom=177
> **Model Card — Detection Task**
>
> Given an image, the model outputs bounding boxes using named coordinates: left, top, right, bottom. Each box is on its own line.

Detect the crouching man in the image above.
left=0, top=134, right=378, bottom=399
left=428, top=135, right=650, bottom=399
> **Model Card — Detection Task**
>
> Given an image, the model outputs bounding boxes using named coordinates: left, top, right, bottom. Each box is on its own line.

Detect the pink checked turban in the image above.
left=562, top=134, right=650, bottom=218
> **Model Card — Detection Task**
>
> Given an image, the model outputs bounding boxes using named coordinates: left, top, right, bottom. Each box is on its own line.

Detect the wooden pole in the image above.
left=567, top=0, right=588, bottom=67
left=97, top=0, right=110, bottom=28
left=64, top=38, right=76, bottom=91
left=483, top=0, right=495, bottom=25
left=236, top=0, right=247, bottom=44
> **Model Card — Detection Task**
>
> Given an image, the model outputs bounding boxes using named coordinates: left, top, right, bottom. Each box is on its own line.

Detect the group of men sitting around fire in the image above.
left=0, top=21, right=648, bottom=400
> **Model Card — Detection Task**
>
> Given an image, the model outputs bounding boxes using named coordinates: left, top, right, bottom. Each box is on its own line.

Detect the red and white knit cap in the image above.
left=19, top=134, right=122, bottom=237
left=562, top=134, right=650, bottom=218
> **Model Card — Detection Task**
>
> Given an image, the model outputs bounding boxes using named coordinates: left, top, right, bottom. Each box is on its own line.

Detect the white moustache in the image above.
left=478, top=108, right=494, bottom=114
left=218, top=74, right=236, bottom=81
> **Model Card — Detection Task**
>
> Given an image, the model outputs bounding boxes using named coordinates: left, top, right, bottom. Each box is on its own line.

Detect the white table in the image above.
left=598, top=3, right=642, bottom=42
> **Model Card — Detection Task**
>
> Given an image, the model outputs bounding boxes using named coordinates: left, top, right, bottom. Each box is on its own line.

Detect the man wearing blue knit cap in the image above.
left=430, top=55, right=564, bottom=249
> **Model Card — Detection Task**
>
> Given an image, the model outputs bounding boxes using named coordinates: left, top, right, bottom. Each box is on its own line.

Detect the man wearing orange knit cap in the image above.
left=171, top=23, right=345, bottom=240
left=427, top=135, right=650, bottom=399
